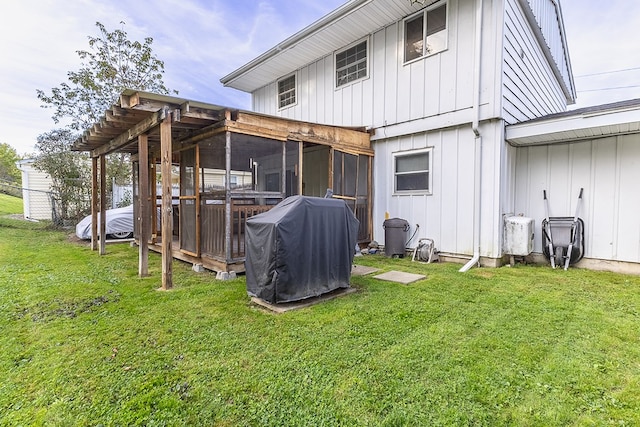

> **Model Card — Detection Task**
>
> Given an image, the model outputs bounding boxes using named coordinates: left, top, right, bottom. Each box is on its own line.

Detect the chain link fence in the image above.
left=3, top=179, right=131, bottom=228
left=1, top=180, right=92, bottom=227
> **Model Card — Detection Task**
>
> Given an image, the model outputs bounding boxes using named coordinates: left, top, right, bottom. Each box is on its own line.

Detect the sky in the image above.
left=1, top=0, right=639, bottom=156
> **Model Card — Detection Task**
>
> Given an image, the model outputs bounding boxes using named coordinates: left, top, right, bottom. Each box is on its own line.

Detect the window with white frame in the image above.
left=404, top=1, right=448, bottom=63
left=277, top=74, right=296, bottom=109
left=394, top=149, right=432, bottom=193
left=335, top=39, right=368, bottom=87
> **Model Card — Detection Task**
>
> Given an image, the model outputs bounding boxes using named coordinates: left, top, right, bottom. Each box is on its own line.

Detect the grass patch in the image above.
left=0, top=193, right=23, bottom=216
left=1, top=218, right=640, bottom=425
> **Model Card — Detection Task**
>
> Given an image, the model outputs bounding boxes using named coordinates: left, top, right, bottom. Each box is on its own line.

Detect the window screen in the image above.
left=278, top=74, right=296, bottom=108
left=336, top=40, right=368, bottom=87
left=394, top=150, right=431, bottom=192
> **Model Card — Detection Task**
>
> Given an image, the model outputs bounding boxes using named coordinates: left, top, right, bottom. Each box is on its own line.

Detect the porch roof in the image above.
left=505, top=98, right=640, bottom=146
left=72, top=90, right=372, bottom=157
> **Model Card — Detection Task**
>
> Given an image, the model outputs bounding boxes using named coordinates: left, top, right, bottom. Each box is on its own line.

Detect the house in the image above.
left=220, top=0, right=640, bottom=274
left=72, top=90, right=372, bottom=289
left=15, top=159, right=54, bottom=221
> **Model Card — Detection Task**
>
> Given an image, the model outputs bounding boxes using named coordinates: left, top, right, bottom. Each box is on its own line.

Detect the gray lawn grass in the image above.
left=1, top=193, right=639, bottom=425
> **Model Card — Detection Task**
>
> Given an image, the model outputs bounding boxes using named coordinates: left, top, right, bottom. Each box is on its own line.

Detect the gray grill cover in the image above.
left=245, top=196, right=359, bottom=304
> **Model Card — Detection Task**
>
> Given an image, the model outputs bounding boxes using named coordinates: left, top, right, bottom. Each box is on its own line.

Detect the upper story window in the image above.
left=335, top=39, right=368, bottom=87
left=404, top=2, right=448, bottom=63
left=394, top=148, right=432, bottom=194
left=277, top=74, right=296, bottom=109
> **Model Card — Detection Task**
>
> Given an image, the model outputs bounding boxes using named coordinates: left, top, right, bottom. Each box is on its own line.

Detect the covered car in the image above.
left=75, top=204, right=134, bottom=240
left=245, top=195, right=359, bottom=304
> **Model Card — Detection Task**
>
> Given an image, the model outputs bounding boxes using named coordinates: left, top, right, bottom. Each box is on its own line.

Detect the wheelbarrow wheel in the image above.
left=555, top=246, right=564, bottom=268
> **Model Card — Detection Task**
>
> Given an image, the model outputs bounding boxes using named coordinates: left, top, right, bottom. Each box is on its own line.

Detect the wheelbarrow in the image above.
left=542, top=188, right=584, bottom=270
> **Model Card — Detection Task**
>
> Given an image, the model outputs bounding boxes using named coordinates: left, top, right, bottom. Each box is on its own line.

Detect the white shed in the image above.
left=15, top=159, right=54, bottom=221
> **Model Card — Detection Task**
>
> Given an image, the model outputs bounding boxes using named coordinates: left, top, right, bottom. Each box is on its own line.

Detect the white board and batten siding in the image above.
left=514, top=135, right=640, bottom=263
left=374, top=121, right=504, bottom=259
left=251, top=0, right=485, bottom=130
left=502, top=0, right=570, bottom=124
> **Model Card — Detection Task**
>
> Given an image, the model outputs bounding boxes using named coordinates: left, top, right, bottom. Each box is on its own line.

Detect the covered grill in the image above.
left=245, top=196, right=359, bottom=304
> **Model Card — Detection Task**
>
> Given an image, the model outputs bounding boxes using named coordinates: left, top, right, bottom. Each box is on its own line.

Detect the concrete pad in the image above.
left=251, top=287, right=358, bottom=313
left=373, top=270, right=426, bottom=284
left=351, top=265, right=380, bottom=276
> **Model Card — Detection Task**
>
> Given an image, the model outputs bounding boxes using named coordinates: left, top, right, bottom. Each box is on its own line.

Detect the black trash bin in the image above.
left=383, top=218, right=409, bottom=257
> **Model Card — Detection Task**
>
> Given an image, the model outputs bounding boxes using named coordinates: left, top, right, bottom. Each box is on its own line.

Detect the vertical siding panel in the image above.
left=526, top=145, right=548, bottom=253
left=424, top=58, right=441, bottom=117
left=372, top=29, right=387, bottom=128
left=323, top=56, right=333, bottom=124
left=454, top=0, right=474, bottom=111
left=352, top=81, right=364, bottom=126
left=396, top=24, right=411, bottom=123
left=590, top=138, right=617, bottom=260
left=439, top=0, right=457, bottom=113
left=299, top=66, right=310, bottom=121
left=308, top=63, right=317, bottom=122
left=615, top=136, right=640, bottom=261
left=426, top=131, right=442, bottom=246
left=455, top=128, right=475, bottom=254
left=547, top=144, right=571, bottom=214
left=409, top=60, right=426, bottom=121
left=384, top=23, right=399, bottom=126
left=440, top=128, right=459, bottom=253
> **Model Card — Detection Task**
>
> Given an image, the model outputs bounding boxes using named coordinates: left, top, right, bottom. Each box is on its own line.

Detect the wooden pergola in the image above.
left=73, top=90, right=373, bottom=290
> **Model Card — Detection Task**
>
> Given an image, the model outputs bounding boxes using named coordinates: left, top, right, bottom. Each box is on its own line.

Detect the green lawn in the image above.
left=0, top=192, right=23, bottom=216
left=1, top=194, right=640, bottom=426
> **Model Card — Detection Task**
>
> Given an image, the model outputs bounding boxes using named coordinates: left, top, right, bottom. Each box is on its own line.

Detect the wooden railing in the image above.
left=200, top=202, right=273, bottom=260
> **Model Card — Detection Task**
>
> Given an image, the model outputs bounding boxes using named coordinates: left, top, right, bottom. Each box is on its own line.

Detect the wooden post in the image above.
left=224, top=130, right=232, bottom=264
left=91, top=156, right=98, bottom=251
left=160, top=110, right=173, bottom=290
left=99, top=154, right=107, bottom=255
left=138, top=134, right=150, bottom=277
left=298, top=141, right=303, bottom=195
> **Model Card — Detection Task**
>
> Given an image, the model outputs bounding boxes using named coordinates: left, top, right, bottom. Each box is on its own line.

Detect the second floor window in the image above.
left=278, top=74, right=296, bottom=109
left=335, top=39, right=368, bottom=87
left=404, top=2, right=448, bottom=63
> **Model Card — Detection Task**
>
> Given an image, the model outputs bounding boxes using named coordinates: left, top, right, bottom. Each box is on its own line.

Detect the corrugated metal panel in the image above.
left=514, top=134, right=640, bottom=263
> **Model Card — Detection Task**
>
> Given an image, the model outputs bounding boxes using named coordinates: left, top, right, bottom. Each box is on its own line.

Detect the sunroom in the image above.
left=73, top=90, right=373, bottom=289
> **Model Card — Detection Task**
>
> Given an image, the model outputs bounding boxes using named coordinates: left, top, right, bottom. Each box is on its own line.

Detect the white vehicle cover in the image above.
left=75, top=204, right=134, bottom=239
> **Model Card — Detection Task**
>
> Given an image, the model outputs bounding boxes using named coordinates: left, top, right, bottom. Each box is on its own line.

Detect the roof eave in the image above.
left=220, top=0, right=372, bottom=90
left=506, top=101, right=640, bottom=146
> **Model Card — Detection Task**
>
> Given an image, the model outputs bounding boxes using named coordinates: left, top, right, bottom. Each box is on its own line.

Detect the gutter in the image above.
left=459, top=0, right=484, bottom=273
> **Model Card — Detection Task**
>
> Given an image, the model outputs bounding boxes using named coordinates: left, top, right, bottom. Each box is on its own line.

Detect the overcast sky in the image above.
left=1, top=0, right=639, bottom=155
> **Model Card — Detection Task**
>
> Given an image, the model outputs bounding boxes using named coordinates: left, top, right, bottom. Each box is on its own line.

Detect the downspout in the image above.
left=459, top=0, right=484, bottom=272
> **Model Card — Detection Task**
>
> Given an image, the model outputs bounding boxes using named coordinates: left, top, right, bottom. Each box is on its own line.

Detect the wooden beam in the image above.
left=91, top=108, right=168, bottom=158
left=224, top=131, right=232, bottom=263
left=99, top=155, right=106, bottom=255
left=91, top=156, right=98, bottom=251
left=138, top=134, right=150, bottom=277
left=160, top=113, right=173, bottom=290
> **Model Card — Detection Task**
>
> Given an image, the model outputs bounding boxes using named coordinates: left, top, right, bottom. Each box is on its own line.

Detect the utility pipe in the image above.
left=460, top=0, right=484, bottom=272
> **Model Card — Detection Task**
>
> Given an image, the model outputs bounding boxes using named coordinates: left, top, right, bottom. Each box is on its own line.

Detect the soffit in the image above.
left=220, top=0, right=439, bottom=92
left=505, top=99, right=640, bottom=146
